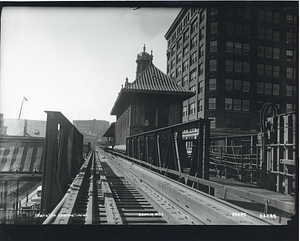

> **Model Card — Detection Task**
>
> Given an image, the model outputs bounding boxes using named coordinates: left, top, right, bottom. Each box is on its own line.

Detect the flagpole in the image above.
left=18, top=98, right=24, bottom=119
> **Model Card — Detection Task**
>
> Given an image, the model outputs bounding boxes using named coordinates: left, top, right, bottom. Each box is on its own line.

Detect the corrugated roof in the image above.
left=124, top=62, right=193, bottom=95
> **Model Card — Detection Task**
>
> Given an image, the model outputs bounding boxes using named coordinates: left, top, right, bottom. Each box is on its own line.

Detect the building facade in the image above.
left=111, top=47, right=194, bottom=146
left=165, top=5, right=298, bottom=136
left=73, top=119, right=110, bottom=142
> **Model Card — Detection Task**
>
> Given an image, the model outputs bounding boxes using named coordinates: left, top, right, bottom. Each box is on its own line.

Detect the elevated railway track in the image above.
left=43, top=147, right=281, bottom=225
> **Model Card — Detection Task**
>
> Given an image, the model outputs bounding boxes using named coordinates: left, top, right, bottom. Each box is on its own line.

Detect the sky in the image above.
left=0, top=7, right=181, bottom=123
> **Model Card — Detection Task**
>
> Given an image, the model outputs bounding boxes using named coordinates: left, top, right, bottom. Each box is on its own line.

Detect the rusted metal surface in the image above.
left=40, top=111, right=84, bottom=215
left=126, top=119, right=210, bottom=185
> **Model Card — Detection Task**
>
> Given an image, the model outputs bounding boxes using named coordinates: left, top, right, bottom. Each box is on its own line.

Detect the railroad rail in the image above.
left=42, top=147, right=282, bottom=225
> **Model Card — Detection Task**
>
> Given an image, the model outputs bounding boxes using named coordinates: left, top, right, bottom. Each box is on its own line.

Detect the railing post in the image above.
left=220, top=146, right=223, bottom=177
left=240, top=145, right=244, bottom=181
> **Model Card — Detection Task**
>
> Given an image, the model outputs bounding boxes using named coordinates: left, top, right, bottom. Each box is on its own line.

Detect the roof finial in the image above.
left=151, top=50, right=153, bottom=61
left=143, top=44, right=146, bottom=52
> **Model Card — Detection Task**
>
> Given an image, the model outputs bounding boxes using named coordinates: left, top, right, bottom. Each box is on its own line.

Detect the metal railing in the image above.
left=209, top=145, right=260, bottom=184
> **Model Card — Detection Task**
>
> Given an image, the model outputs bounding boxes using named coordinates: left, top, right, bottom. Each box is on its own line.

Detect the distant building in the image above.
left=165, top=5, right=298, bottom=136
left=73, top=119, right=110, bottom=143
left=110, top=46, right=194, bottom=146
left=0, top=116, right=46, bottom=137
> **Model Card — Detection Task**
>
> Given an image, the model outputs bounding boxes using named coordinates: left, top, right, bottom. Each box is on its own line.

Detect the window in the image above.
left=258, top=27, right=264, bottom=39
left=286, top=103, right=295, bottom=113
left=210, top=40, right=217, bottom=52
left=183, top=45, right=189, bottom=56
left=183, top=60, right=188, bottom=72
left=227, top=22, right=234, bottom=35
left=198, top=99, right=203, bottom=111
left=273, top=12, right=280, bottom=23
left=242, top=100, right=250, bottom=111
left=286, top=67, right=295, bottom=79
left=177, top=52, right=182, bottom=63
left=208, top=98, right=216, bottom=109
left=287, top=14, right=293, bottom=24
left=176, top=66, right=182, bottom=77
left=190, top=85, right=196, bottom=93
left=243, top=25, right=250, bottom=37
left=200, top=27, right=205, bottom=40
left=225, top=79, right=233, bottom=90
left=265, top=65, right=272, bottom=76
left=234, top=43, right=242, bottom=54
left=191, top=52, right=197, bottom=64
left=286, top=50, right=296, bottom=61
left=208, top=117, right=216, bottom=129
left=183, top=106, right=188, bottom=117
left=190, top=68, right=197, bottom=82
left=265, top=11, right=272, bottom=22
left=273, top=48, right=280, bottom=59
left=257, top=64, right=264, bottom=75
left=225, top=98, right=233, bottom=110
left=199, top=80, right=203, bottom=93
left=243, top=81, right=250, bottom=92
left=209, top=78, right=216, bottom=90
left=233, top=99, right=241, bottom=111
left=273, top=31, right=280, bottom=42
left=234, top=80, right=242, bottom=91
left=211, top=8, right=218, bottom=15
left=200, top=45, right=204, bottom=56
left=226, top=60, right=233, bottom=72
left=171, top=72, right=175, bottom=79
left=189, top=102, right=196, bottom=114
left=183, top=75, right=188, bottom=86
left=273, top=66, right=280, bottom=77
left=235, top=24, right=243, bottom=35
left=234, top=61, right=242, bottom=73
left=243, top=62, right=250, bottom=73
left=273, top=84, right=280, bottom=95
left=257, top=82, right=264, bottom=94
left=286, top=85, right=294, bottom=97
left=244, top=9, right=251, bottom=18
left=226, top=41, right=234, bottom=53
left=265, top=47, right=272, bottom=58
left=199, top=63, right=204, bottom=75
left=210, top=22, right=218, bottom=34
left=171, top=45, right=176, bottom=56
left=184, top=30, right=189, bottom=42
left=243, top=44, right=250, bottom=54
left=191, top=35, right=197, bottom=48
left=258, top=46, right=264, bottom=57
left=177, top=38, right=182, bottom=50
left=171, top=59, right=175, bottom=69
left=265, top=83, right=272, bottom=94
left=265, top=29, right=272, bottom=40
left=209, top=59, right=217, bottom=71
left=191, top=20, right=198, bottom=33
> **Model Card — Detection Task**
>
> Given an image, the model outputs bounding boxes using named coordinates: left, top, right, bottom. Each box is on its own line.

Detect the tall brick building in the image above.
left=165, top=5, right=298, bottom=136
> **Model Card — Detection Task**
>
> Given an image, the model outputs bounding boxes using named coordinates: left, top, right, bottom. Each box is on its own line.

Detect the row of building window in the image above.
left=184, top=99, right=296, bottom=118
left=225, top=60, right=250, bottom=73
left=168, top=7, right=297, bottom=47
left=225, top=41, right=250, bottom=54
left=257, top=82, right=279, bottom=95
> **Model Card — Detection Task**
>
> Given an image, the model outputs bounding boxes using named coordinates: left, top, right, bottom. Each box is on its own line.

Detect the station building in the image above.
left=165, top=5, right=298, bottom=137
left=110, top=46, right=194, bottom=147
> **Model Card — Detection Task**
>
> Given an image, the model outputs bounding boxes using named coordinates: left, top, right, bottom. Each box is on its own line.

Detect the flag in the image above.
left=24, top=96, right=28, bottom=101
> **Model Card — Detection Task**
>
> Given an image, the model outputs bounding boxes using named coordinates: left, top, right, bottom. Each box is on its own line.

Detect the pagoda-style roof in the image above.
left=111, top=62, right=194, bottom=115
